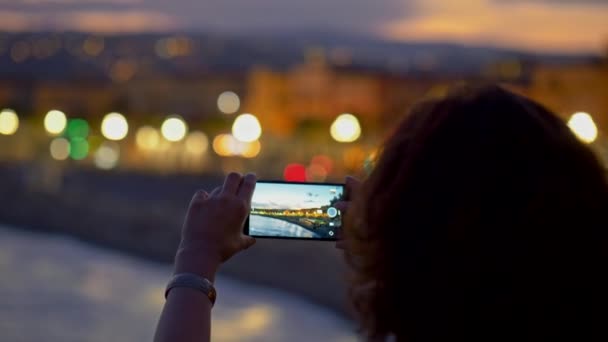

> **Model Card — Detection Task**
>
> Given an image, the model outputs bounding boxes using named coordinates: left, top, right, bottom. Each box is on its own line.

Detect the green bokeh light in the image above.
left=66, top=119, right=89, bottom=140
left=69, top=137, right=89, bottom=160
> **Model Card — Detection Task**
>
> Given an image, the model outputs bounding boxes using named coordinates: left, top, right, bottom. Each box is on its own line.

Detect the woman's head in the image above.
left=347, top=85, right=608, bottom=341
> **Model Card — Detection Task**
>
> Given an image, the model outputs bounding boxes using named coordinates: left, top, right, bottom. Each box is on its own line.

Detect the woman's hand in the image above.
left=174, top=172, right=257, bottom=280
left=334, top=176, right=361, bottom=250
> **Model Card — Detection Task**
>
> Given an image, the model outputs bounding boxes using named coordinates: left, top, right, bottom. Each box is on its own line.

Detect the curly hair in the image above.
left=345, top=85, right=608, bottom=341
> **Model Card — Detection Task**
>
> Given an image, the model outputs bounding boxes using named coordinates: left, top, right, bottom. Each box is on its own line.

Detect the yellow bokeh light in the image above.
left=101, top=112, right=129, bottom=141
left=330, top=113, right=361, bottom=143
left=240, top=140, right=261, bottom=158
left=213, top=134, right=236, bottom=157
left=94, top=142, right=120, bottom=170
left=568, top=112, right=598, bottom=144
left=185, top=131, right=209, bottom=155
left=136, top=126, right=160, bottom=150
left=0, top=109, right=19, bottom=135
left=161, top=115, right=188, bottom=142
left=232, top=113, right=262, bottom=143
left=217, top=91, right=240, bottom=114
left=49, top=138, right=70, bottom=160
left=44, top=110, right=67, bottom=135
left=212, top=134, right=261, bottom=158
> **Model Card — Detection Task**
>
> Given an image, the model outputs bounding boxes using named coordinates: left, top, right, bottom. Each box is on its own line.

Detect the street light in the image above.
left=232, top=113, right=262, bottom=142
left=161, top=115, right=188, bottom=142
left=217, top=91, right=240, bottom=114
left=330, top=113, right=361, bottom=142
left=185, top=131, right=209, bottom=155
left=0, top=109, right=19, bottom=135
left=101, top=112, right=129, bottom=141
left=568, top=112, right=598, bottom=144
left=136, top=126, right=160, bottom=150
left=44, top=110, right=67, bottom=135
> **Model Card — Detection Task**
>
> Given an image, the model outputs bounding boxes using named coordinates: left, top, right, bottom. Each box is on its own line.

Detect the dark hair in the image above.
left=346, top=85, right=608, bottom=341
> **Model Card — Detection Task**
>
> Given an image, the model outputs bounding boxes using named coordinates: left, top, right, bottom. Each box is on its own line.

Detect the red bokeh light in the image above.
left=310, top=154, right=333, bottom=174
left=283, top=163, right=307, bottom=182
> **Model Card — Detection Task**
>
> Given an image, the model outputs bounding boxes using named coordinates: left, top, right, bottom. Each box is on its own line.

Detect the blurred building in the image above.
left=243, top=52, right=446, bottom=138
left=525, top=59, right=608, bottom=132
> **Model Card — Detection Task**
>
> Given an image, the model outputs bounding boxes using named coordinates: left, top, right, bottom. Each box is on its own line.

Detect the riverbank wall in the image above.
left=0, top=162, right=351, bottom=317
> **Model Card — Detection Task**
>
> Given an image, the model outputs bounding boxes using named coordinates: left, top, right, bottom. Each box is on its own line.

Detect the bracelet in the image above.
left=165, top=273, right=217, bottom=307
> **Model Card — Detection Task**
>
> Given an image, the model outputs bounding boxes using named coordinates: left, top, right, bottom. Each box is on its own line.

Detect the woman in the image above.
left=154, top=85, right=608, bottom=341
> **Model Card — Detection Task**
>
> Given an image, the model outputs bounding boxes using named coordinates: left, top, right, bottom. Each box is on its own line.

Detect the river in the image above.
left=249, top=215, right=319, bottom=238
left=0, top=225, right=357, bottom=342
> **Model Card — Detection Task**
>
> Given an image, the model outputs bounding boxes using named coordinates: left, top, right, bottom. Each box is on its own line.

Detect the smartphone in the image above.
left=244, top=180, right=345, bottom=240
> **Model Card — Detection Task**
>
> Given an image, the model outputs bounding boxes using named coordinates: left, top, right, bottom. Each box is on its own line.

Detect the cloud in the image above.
left=0, top=0, right=605, bottom=53
left=381, top=0, right=608, bottom=53
left=0, top=0, right=411, bottom=34
left=0, top=9, right=176, bottom=32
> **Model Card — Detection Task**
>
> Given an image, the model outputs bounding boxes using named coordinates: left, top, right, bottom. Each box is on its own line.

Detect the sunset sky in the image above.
left=0, top=0, right=606, bottom=53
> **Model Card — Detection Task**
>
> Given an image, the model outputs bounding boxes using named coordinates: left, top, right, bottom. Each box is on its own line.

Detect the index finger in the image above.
left=237, top=173, right=257, bottom=204
left=222, top=172, right=243, bottom=195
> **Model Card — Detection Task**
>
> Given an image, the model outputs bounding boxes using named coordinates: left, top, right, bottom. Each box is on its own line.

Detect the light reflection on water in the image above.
left=250, top=215, right=319, bottom=238
left=0, top=225, right=357, bottom=342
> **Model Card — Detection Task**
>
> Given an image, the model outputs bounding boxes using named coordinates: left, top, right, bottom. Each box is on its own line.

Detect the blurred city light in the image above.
left=66, top=119, right=90, bottom=140
left=212, top=133, right=260, bottom=158
left=240, top=140, right=261, bottom=158
left=284, top=164, right=307, bottom=182
left=155, top=36, right=193, bottom=59
left=161, top=115, right=188, bottom=142
left=310, top=155, right=333, bottom=174
left=49, top=138, right=70, bottom=161
left=44, top=110, right=67, bottom=135
left=83, top=36, right=105, bottom=57
left=0, top=109, right=19, bottom=135
left=185, top=131, right=209, bottom=155
left=11, top=41, right=30, bottom=63
left=101, top=112, right=129, bottom=141
left=568, top=112, right=598, bottom=144
left=232, top=113, right=262, bottom=142
left=94, top=142, right=120, bottom=170
left=330, top=113, right=361, bottom=143
left=213, top=134, right=235, bottom=157
left=306, top=163, right=328, bottom=182
left=69, top=137, right=89, bottom=160
left=136, top=126, right=160, bottom=150
left=217, top=91, right=240, bottom=114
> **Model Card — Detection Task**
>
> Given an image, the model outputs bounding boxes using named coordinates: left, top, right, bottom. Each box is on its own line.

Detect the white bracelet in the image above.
left=165, top=273, right=217, bottom=307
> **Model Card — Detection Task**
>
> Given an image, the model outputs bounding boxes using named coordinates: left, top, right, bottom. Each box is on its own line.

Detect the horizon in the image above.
left=0, top=0, right=606, bottom=54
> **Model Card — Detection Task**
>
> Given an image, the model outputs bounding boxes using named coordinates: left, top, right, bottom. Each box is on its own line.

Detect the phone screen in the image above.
left=245, top=181, right=345, bottom=240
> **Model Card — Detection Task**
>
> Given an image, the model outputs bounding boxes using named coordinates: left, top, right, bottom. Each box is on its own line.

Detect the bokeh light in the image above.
left=310, top=155, right=333, bottom=174
left=284, top=163, right=307, bottom=182
left=66, top=119, right=90, bottom=140
left=330, top=113, right=361, bottom=143
left=306, top=163, right=328, bottom=182
left=213, top=134, right=235, bottom=157
left=94, top=142, right=120, bottom=170
left=49, top=138, right=70, bottom=160
left=240, top=140, right=261, bottom=158
left=185, top=131, right=209, bottom=155
left=136, top=126, right=160, bottom=150
left=101, top=112, right=129, bottom=141
left=568, top=112, right=598, bottom=144
left=69, top=137, right=89, bottom=160
left=44, top=110, right=67, bottom=135
left=0, top=109, right=19, bottom=135
left=217, top=91, right=240, bottom=114
left=232, top=113, right=262, bottom=142
left=161, top=115, right=188, bottom=142
left=212, top=134, right=261, bottom=158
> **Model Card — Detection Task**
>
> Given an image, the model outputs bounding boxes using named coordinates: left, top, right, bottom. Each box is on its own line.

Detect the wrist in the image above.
left=174, top=245, right=221, bottom=282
